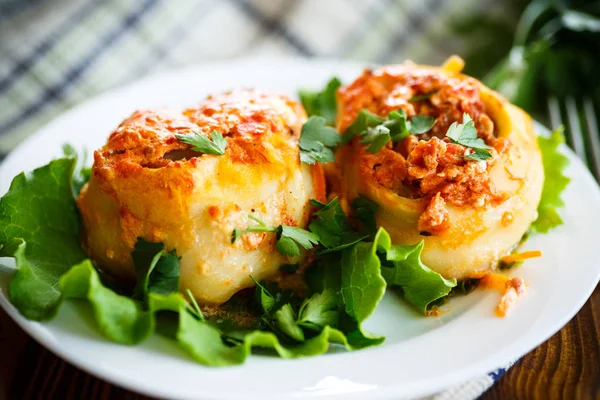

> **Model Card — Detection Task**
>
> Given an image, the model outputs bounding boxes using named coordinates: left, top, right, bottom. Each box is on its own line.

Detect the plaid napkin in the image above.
left=0, top=0, right=519, bottom=398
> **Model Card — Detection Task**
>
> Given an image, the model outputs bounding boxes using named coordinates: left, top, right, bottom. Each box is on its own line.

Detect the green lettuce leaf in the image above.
left=60, top=260, right=154, bottom=344
left=60, top=261, right=366, bottom=366
left=62, top=144, right=91, bottom=196
left=340, top=229, right=388, bottom=322
left=531, top=127, right=570, bottom=233
left=0, top=158, right=87, bottom=320
left=379, top=238, right=457, bottom=313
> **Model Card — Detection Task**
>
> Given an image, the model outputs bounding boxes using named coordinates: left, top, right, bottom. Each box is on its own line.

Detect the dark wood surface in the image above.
left=482, top=285, right=600, bottom=400
left=0, top=285, right=598, bottom=399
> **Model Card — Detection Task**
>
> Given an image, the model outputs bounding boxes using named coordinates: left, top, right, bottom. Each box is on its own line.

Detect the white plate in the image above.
left=0, top=59, right=599, bottom=400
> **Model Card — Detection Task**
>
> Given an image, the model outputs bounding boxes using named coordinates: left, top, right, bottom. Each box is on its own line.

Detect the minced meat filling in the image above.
left=338, top=64, right=511, bottom=235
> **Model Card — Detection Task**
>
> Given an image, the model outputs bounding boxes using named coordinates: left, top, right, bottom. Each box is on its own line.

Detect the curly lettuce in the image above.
left=0, top=156, right=456, bottom=366
left=531, top=127, right=570, bottom=233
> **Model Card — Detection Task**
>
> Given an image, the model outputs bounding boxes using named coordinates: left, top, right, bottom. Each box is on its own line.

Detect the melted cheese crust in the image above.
left=77, top=90, right=325, bottom=304
left=337, top=62, right=544, bottom=279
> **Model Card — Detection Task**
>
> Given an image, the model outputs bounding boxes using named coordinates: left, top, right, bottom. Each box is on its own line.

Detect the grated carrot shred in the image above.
left=480, top=273, right=509, bottom=291
left=500, top=250, right=543, bottom=264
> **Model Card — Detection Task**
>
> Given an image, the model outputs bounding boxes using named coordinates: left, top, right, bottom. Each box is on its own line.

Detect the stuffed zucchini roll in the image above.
left=337, top=57, right=544, bottom=280
left=77, top=89, right=325, bottom=304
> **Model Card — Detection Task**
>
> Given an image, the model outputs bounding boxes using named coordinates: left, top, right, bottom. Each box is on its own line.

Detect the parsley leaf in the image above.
left=232, top=215, right=319, bottom=257
left=351, top=196, right=379, bottom=234
left=531, top=127, right=570, bottom=233
left=185, top=288, right=205, bottom=322
left=280, top=226, right=320, bottom=251
left=409, top=115, right=437, bottom=134
left=297, top=289, right=340, bottom=331
left=274, top=304, right=305, bottom=341
left=298, top=77, right=342, bottom=125
left=308, top=198, right=368, bottom=253
left=299, top=116, right=342, bottom=164
left=231, top=215, right=277, bottom=243
left=344, top=109, right=436, bottom=153
left=361, top=125, right=391, bottom=153
left=132, top=239, right=180, bottom=300
left=342, top=109, right=386, bottom=143
left=250, top=276, right=276, bottom=314
left=464, top=148, right=493, bottom=161
left=409, top=91, right=439, bottom=102
left=446, top=114, right=492, bottom=160
left=309, top=198, right=350, bottom=248
left=175, top=131, right=227, bottom=156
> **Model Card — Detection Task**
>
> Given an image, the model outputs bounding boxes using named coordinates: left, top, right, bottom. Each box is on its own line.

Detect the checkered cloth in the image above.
left=0, top=0, right=519, bottom=398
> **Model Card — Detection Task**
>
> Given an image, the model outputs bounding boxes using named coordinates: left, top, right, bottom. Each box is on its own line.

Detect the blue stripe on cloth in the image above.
left=0, top=0, right=160, bottom=137
left=125, top=1, right=218, bottom=81
left=228, top=0, right=314, bottom=57
left=376, top=0, right=446, bottom=63
left=0, top=0, right=44, bottom=21
left=0, top=0, right=101, bottom=95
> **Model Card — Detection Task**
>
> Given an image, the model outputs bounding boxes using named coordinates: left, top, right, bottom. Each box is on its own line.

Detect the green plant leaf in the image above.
left=250, top=276, right=276, bottom=314
left=62, top=144, right=91, bottom=196
left=308, top=197, right=351, bottom=248
left=175, top=131, right=227, bottom=155
left=60, top=260, right=154, bottom=344
left=409, top=115, right=436, bottom=134
left=274, top=303, right=305, bottom=341
left=350, top=196, right=380, bottom=234
left=380, top=239, right=457, bottom=313
left=297, top=289, right=340, bottom=331
left=342, top=109, right=386, bottom=143
left=132, top=239, right=181, bottom=300
left=298, top=77, right=342, bottom=125
left=299, top=116, right=341, bottom=164
left=531, top=127, right=570, bottom=233
left=340, top=229, right=389, bottom=322
left=0, top=158, right=87, bottom=320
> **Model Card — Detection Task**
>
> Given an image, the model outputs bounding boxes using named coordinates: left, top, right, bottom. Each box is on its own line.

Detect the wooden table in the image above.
left=1, top=285, right=598, bottom=400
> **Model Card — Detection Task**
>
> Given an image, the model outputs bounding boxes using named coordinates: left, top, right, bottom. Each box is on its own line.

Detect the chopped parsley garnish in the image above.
left=409, top=91, right=439, bottom=102
left=174, top=131, right=227, bottom=156
left=343, top=109, right=436, bottom=153
left=409, top=115, right=437, bottom=134
left=186, top=288, right=205, bottom=321
left=342, top=109, right=386, bottom=143
left=250, top=275, right=276, bottom=314
left=309, top=198, right=368, bottom=252
left=274, top=303, right=305, bottom=341
left=132, top=239, right=180, bottom=300
left=297, top=289, right=340, bottom=331
left=445, top=113, right=492, bottom=161
left=298, top=77, right=342, bottom=126
left=351, top=195, right=379, bottom=234
left=232, top=215, right=319, bottom=257
left=299, top=116, right=342, bottom=164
